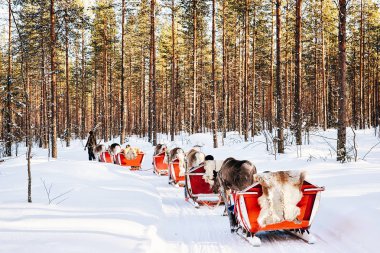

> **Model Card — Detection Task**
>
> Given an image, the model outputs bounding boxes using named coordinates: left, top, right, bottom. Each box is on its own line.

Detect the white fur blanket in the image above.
left=164, top=148, right=186, bottom=176
left=254, top=170, right=306, bottom=227
left=202, top=160, right=224, bottom=186
left=123, top=147, right=141, bottom=160
left=177, top=152, right=186, bottom=177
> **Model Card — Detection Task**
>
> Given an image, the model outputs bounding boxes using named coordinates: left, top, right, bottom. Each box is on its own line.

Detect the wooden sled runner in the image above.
left=231, top=181, right=324, bottom=246
left=115, top=152, right=145, bottom=170
left=185, top=163, right=221, bottom=208
left=153, top=152, right=169, bottom=176
left=99, top=151, right=113, bottom=163
left=168, top=159, right=185, bottom=186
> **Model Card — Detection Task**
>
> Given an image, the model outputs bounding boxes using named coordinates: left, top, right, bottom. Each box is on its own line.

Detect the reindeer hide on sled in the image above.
left=254, top=170, right=306, bottom=228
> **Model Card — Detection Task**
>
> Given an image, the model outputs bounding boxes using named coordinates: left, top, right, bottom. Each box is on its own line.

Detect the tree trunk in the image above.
left=251, top=4, right=256, bottom=138
left=321, top=0, right=327, bottom=130
left=359, top=0, right=364, bottom=129
left=212, top=0, right=218, bottom=148
left=26, top=71, right=32, bottom=203
left=41, top=39, right=48, bottom=148
left=81, top=19, right=86, bottom=139
left=149, top=0, right=157, bottom=145
left=50, top=0, right=57, bottom=158
left=269, top=1, right=274, bottom=131
left=120, top=0, right=126, bottom=144
left=65, top=9, right=71, bottom=147
left=243, top=0, right=249, bottom=141
left=294, top=0, right=302, bottom=145
left=276, top=0, right=284, bottom=153
left=337, top=0, right=347, bottom=161
left=222, top=0, right=227, bottom=140
left=284, top=0, right=289, bottom=128
left=102, top=18, right=108, bottom=142
left=170, top=0, right=176, bottom=141
left=192, top=0, right=197, bottom=134
left=5, top=0, right=12, bottom=156
left=314, top=30, right=319, bottom=125
left=141, top=45, right=146, bottom=137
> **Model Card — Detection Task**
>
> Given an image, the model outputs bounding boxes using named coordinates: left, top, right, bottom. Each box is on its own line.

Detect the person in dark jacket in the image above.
left=85, top=131, right=97, bottom=161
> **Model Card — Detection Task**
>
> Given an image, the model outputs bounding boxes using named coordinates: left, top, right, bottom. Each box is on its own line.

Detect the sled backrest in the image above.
left=100, top=151, right=113, bottom=163
left=187, top=165, right=214, bottom=195
left=235, top=181, right=324, bottom=233
left=115, top=152, right=144, bottom=167
left=154, top=152, right=169, bottom=171
left=170, top=159, right=185, bottom=182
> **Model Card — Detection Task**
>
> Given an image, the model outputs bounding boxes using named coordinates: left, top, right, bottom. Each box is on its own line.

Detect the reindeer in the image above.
left=212, top=157, right=257, bottom=194
left=202, top=155, right=224, bottom=186
left=109, top=143, right=122, bottom=156
left=165, top=147, right=186, bottom=177
left=212, top=157, right=257, bottom=228
left=153, top=144, right=167, bottom=156
left=94, top=144, right=106, bottom=161
left=185, top=147, right=205, bottom=171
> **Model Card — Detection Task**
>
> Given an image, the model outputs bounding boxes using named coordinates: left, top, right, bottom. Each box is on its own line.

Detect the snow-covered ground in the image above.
left=1, top=129, right=379, bottom=253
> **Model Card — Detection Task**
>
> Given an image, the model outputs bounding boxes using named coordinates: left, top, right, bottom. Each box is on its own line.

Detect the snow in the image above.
left=1, top=129, right=380, bottom=253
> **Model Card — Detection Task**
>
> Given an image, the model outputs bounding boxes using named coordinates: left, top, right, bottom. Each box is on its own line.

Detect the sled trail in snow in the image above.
left=142, top=171, right=334, bottom=253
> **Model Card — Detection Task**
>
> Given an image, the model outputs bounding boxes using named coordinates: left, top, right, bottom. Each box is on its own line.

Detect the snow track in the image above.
left=141, top=170, right=333, bottom=253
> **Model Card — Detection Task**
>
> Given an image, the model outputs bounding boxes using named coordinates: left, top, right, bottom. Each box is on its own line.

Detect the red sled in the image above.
left=99, top=151, right=113, bottom=163
left=185, top=163, right=222, bottom=208
left=115, top=153, right=145, bottom=170
left=168, top=159, right=185, bottom=186
left=232, top=181, right=324, bottom=246
left=153, top=152, right=169, bottom=175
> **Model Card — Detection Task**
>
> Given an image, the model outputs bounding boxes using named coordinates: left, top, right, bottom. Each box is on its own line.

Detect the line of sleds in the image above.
left=97, top=143, right=145, bottom=170
left=152, top=145, right=325, bottom=247
left=96, top=142, right=324, bottom=247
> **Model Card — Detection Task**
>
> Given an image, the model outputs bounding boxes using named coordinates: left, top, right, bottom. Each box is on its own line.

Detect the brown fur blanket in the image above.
left=254, top=170, right=306, bottom=227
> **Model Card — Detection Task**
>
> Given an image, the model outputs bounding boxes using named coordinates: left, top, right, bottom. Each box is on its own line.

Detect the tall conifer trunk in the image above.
left=5, top=0, right=12, bottom=156
left=276, top=0, right=284, bottom=153
left=50, top=0, right=57, bottom=158
left=65, top=8, right=71, bottom=147
left=120, top=0, right=126, bottom=144
left=212, top=0, right=218, bottom=148
left=294, top=0, right=302, bottom=145
left=170, top=0, right=176, bottom=141
left=337, top=0, right=347, bottom=161
left=149, top=0, right=157, bottom=145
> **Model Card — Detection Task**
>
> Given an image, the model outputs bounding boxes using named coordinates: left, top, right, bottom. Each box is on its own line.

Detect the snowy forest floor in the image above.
left=1, top=129, right=380, bottom=253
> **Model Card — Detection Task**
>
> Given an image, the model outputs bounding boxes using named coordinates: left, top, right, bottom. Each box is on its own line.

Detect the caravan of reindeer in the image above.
left=95, top=141, right=324, bottom=246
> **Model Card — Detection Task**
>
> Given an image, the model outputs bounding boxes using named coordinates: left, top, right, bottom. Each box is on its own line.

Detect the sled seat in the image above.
left=153, top=152, right=169, bottom=175
left=186, top=164, right=219, bottom=196
left=115, top=152, right=145, bottom=170
left=169, top=159, right=185, bottom=186
left=185, top=164, right=221, bottom=205
left=234, top=181, right=324, bottom=234
left=99, top=151, right=113, bottom=163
